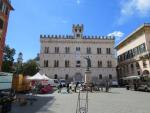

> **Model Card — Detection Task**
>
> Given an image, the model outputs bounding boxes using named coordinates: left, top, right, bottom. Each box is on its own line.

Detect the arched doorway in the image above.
left=74, top=73, right=83, bottom=83
left=142, top=70, right=149, bottom=76
left=141, top=70, right=150, bottom=82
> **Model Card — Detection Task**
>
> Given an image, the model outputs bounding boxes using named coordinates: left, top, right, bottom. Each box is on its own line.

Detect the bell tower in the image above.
left=72, top=24, right=84, bottom=38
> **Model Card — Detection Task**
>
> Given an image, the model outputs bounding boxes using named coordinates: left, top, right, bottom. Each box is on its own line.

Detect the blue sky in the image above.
left=6, top=0, right=150, bottom=61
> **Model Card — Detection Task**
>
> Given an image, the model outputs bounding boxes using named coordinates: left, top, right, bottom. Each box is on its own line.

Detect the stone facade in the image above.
left=116, top=23, right=150, bottom=85
left=40, top=24, right=117, bottom=83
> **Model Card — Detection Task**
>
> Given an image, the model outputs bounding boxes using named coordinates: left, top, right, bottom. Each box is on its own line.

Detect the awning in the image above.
left=123, top=76, right=140, bottom=80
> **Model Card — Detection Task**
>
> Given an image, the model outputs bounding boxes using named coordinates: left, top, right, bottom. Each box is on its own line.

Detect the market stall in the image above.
left=27, top=73, right=52, bottom=94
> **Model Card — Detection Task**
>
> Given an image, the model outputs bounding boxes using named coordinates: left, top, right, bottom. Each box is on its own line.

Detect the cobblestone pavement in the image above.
left=11, top=88, right=150, bottom=113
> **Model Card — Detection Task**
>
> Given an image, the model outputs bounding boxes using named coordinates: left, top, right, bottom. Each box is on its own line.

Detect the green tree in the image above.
left=23, top=60, right=39, bottom=76
left=2, top=45, right=15, bottom=72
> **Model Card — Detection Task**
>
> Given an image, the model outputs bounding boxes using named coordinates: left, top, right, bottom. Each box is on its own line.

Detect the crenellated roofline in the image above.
left=40, top=34, right=115, bottom=40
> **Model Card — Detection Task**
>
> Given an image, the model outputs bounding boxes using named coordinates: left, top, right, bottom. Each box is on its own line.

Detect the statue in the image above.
left=84, top=56, right=91, bottom=70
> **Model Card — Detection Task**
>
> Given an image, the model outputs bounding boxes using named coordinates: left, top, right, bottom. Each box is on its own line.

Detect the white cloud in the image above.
left=118, top=0, right=150, bottom=24
left=108, top=31, right=124, bottom=41
left=76, top=0, right=81, bottom=5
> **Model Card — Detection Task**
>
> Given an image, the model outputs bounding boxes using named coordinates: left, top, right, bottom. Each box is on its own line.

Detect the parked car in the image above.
left=59, top=79, right=66, bottom=87
left=111, top=80, right=119, bottom=87
left=137, top=84, right=150, bottom=92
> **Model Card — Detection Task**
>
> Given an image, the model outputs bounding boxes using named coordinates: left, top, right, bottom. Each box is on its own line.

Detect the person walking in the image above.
left=105, top=81, right=109, bottom=92
left=57, top=84, right=60, bottom=93
left=91, top=83, right=94, bottom=92
left=58, top=83, right=62, bottom=93
left=100, top=82, right=104, bottom=92
left=74, top=84, right=77, bottom=93
left=134, top=83, right=137, bottom=91
left=67, top=83, right=70, bottom=93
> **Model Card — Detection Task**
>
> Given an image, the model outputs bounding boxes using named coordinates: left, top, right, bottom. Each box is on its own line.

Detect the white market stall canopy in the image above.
left=42, top=74, right=50, bottom=80
left=28, top=73, right=50, bottom=80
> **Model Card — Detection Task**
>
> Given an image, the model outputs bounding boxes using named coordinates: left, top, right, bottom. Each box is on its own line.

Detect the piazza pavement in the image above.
left=11, top=88, right=150, bottom=113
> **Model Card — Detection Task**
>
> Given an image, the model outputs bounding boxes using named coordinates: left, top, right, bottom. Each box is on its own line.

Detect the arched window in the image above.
left=107, top=61, right=112, bottom=67
left=65, top=60, right=69, bottom=67
left=136, top=62, right=140, bottom=69
left=87, top=47, right=91, bottom=54
left=44, top=60, right=48, bottom=67
left=130, top=64, right=134, bottom=70
left=109, top=74, right=112, bottom=79
left=54, top=60, right=59, bottom=67
left=143, top=60, right=147, bottom=68
left=98, top=61, right=102, bottom=68
left=99, top=74, right=102, bottom=79
left=97, top=48, right=101, bottom=54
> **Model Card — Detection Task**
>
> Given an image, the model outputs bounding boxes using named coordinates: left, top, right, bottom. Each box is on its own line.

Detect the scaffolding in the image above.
left=76, top=90, right=88, bottom=113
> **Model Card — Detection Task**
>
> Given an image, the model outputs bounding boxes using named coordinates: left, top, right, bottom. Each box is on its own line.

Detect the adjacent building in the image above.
left=116, top=23, right=150, bottom=85
left=0, top=0, right=14, bottom=71
left=40, top=24, right=117, bottom=83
